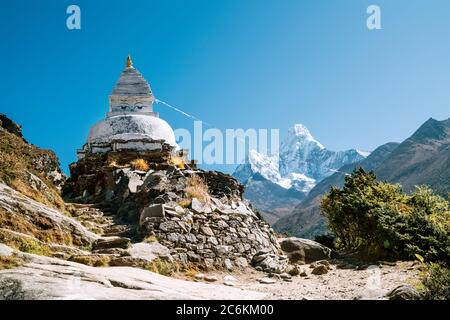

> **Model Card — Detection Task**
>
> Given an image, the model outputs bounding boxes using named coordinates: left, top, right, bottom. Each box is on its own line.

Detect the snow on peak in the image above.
left=247, top=149, right=292, bottom=189
left=356, top=149, right=371, bottom=158
left=287, top=124, right=325, bottom=150
left=233, top=123, right=367, bottom=194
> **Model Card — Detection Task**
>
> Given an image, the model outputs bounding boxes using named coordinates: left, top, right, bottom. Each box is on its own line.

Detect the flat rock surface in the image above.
left=0, top=250, right=266, bottom=300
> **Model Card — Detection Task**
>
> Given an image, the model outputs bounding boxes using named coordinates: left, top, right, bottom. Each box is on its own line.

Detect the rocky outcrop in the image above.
left=0, top=245, right=266, bottom=300
left=386, top=285, right=421, bottom=300
left=0, top=117, right=66, bottom=198
left=0, top=114, right=25, bottom=141
left=0, top=183, right=98, bottom=247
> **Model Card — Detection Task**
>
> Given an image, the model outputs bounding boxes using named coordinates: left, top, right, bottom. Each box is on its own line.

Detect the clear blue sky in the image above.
left=1, top=0, right=449, bottom=174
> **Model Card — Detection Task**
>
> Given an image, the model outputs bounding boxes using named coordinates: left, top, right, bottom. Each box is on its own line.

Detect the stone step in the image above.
left=103, top=225, right=131, bottom=237
left=93, top=237, right=131, bottom=250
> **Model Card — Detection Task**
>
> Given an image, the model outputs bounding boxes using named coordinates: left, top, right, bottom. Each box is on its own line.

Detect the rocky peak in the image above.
left=234, top=123, right=367, bottom=193
left=285, top=124, right=325, bottom=150
left=0, top=114, right=25, bottom=142
left=409, top=117, right=450, bottom=143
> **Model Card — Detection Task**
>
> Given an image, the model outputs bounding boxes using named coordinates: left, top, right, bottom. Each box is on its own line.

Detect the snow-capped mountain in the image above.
left=233, top=124, right=369, bottom=223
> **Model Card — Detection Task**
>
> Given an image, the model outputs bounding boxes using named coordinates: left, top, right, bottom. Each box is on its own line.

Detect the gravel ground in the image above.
left=184, top=260, right=421, bottom=300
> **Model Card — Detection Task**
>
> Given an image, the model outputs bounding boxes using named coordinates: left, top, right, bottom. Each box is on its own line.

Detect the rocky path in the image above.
left=184, top=261, right=421, bottom=300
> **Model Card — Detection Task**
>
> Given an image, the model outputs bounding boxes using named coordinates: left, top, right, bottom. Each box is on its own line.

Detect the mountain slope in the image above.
left=274, top=117, right=450, bottom=238
left=273, top=142, right=400, bottom=237
left=233, top=124, right=366, bottom=224
left=376, top=118, right=450, bottom=196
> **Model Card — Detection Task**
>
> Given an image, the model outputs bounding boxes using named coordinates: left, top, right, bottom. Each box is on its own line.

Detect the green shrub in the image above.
left=420, top=262, right=450, bottom=300
left=321, top=168, right=450, bottom=262
left=314, top=234, right=336, bottom=249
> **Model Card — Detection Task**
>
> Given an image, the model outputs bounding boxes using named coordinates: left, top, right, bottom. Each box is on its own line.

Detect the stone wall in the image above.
left=63, top=152, right=281, bottom=270
left=141, top=198, right=279, bottom=270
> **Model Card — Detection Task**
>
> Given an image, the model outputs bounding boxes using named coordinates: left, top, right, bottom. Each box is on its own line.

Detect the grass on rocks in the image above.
left=69, top=255, right=111, bottom=267
left=0, top=230, right=53, bottom=256
left=130, top=158, right=149, bottom=171
left=0, top=254, right=24, bottom=270
left=0, top=208, right=74, bottom=247
left=184, top=174, right=210, bottom=204
left=0, top=129, right=66, bottom=211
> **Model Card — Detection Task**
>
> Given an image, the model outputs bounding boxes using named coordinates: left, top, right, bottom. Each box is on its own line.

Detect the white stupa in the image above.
left=77, top=56, right=177, bottom=159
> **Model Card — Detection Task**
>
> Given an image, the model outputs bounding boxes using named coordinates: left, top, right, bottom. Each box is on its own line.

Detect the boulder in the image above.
left=140, top=204, right=166, bottom=225
left=386, top=285, right=421, bottom=300
left=0, top=183, right=98, bottom=246
left=311, top=264, right=328, bottom=275
left=286, top=265, right=301, bottom=276
left=251, top=252, right=288, bottom=274
left=109, top=256, right=148, bottom=267
left=204, top=275, right=219, bottom=282
left=280, top=237, right=331, bottom=263
left=234, top=257, right=249, bottom=269
left=126, top=242, right=172, bottom=262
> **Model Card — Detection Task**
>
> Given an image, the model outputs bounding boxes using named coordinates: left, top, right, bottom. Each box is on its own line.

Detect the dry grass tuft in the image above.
left=169, top=156, right=186, bottom=169
left=184, top=174, right=209, bottom=203
left=143, top=235, right=158, bottom=243
left=130, top=158, right=149, bottom=171
left=146, top=259, right=181, bottom=276
left=69, top=255, right=111, bottom=267
left=0, top=208, right=73, bottom=246
left=178, top=198, right=192, bottom=208
left=0, top=255, right=24, bottom=270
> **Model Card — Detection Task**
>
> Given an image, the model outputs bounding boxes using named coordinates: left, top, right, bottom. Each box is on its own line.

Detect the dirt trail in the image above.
left=184, top=261, right=420, bottom=300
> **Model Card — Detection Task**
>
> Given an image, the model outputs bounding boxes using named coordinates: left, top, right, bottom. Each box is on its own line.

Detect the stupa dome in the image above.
left=87, top=114, right=177, bottom=147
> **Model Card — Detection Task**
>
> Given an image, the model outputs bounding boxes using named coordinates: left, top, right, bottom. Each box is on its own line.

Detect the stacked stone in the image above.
left=64, top=152, right=282, bottom=271
left=140, top=197, right=280, bottom=270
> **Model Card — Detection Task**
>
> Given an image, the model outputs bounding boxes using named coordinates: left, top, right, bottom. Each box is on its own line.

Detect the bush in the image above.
left=420, top=262, right=450, bottom=300
left=314, top=234, right=336, bottom=249
left=321, top=168, right=450, bottom=262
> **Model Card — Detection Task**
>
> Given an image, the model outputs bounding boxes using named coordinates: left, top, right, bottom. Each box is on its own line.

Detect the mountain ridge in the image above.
left=273, top=117, right=450, bottom=238
left=233, top=124, right=367, bottom=223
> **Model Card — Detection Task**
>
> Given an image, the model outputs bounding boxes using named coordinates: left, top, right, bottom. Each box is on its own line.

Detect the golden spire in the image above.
left=126, top=54, right=133, bottom=68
